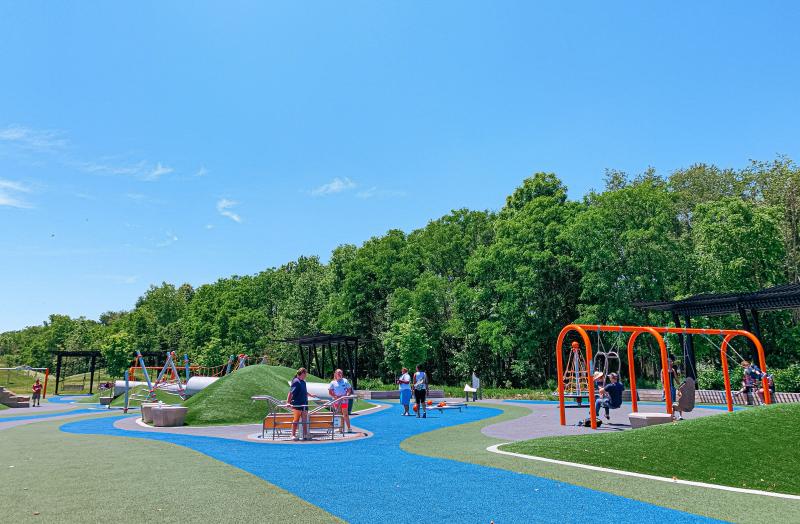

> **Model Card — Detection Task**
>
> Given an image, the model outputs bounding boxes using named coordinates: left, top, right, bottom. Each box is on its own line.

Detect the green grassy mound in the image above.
left=0, top=403, right=8, bottom=411
left=77, top=392, right=101, bottom=403
left=502, top=403, right=800, bottom=495
left=110, top=385, right=183, bottom=407
left=0, top=369, right=46, bottom=392
left=184, top=365, right=372, bottom=426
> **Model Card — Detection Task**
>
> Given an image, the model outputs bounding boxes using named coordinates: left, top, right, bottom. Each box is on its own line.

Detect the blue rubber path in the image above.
left=47, top=395, right=93, bottom=404
left=60, top=404, right=718, bottom=523
left=0, top=408, right=99, bottom=423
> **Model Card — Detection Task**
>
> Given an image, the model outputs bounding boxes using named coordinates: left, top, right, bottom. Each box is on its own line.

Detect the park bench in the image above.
left=428, top=401, right=467, bottom=413
left=262, top=412, right=340, bottom=440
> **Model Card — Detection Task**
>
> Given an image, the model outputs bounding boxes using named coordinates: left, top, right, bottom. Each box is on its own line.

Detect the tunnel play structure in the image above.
left=556, top=324, right=772, bottom=430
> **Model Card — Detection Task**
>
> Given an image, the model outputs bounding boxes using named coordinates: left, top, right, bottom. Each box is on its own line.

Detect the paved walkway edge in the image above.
left=486, top=444, right=800, bottom=501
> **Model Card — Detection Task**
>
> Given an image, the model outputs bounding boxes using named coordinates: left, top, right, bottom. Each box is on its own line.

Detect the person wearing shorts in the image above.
left=31, top=379, right=43, bottom=407
left=397, top=367, right=412, bottom=416
left=329, top=368, right=353, bottom=432
left=287, top=368, right=309, bottom=441
left=413, top=365, right=428, bottom=418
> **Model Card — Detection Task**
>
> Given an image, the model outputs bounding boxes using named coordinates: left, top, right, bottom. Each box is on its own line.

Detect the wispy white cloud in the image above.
left=356, top=187, right=408, bottom=199
left=0, top=124, right=67, bottom=151
left=143, top=162, right=173, bottom=181
left=0, top=178, right=33, bottom=208
left=156, top=231, right=179, bottom=247
left=205, top=224, right=215, bottom=230
left=77, top=159, right=173, bottom=182
left=196, top=166, right=209, bottom=177
left=216, top=198, right=242, bottom=223
left=311, top=177, right=356, bottom=196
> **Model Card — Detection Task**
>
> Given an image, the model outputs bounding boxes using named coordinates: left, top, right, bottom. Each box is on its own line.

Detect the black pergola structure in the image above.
left=51, top=350, right=163, bottom=395
left=282, top=333, right=359, bottom=388
left=634, top=283, right=800, bottom=380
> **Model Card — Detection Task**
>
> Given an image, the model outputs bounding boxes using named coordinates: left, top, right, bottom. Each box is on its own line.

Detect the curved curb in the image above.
left=486, top=443, right=800, bottom=501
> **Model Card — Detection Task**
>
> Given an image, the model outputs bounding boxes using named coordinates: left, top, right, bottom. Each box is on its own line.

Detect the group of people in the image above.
left=737, top=359, right=775, bottom=404
left=285, top=367, right=354, bottom=441
left=396, top=365, right=429, bottom=418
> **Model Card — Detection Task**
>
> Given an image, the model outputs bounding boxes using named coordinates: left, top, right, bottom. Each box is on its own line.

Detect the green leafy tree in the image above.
left=101, top=332, right=134, bottom=378
left=468, top=173, right=581, bottom=386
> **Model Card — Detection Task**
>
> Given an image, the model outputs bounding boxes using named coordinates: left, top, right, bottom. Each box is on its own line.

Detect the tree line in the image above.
left=2, top=157, right=800, bottom=387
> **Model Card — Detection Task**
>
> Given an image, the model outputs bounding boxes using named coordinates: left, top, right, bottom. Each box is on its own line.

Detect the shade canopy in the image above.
left=634, top=283, right=800, bottom=318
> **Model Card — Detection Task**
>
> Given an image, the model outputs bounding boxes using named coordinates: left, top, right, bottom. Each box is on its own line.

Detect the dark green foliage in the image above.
left=2, top=157, right=800, bottom=388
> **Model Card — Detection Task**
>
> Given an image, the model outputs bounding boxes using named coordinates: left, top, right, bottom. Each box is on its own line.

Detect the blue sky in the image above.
left=1, top=2, right=799, bottom=332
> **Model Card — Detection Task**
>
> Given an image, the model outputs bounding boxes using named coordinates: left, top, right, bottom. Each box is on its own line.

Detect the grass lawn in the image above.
left=0, top=368, right=46, bottom=393
left=0, top=403, right=8, bottom=410
left=57, top=370, right=113, bottom=395
left=0, top=415, right=341, bottom=523
left=502, top=403, right=800, bottom=495
left=184, top=365, right=373, bottom=426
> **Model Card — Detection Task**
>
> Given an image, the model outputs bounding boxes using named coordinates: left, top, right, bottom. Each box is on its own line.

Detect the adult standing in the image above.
left=662, top=355, right=679, bottom=402
left=397, top=367, right=412, bottom=416
left=329, top=368, right=353, bottom=432
left=31, top=378, right=42, bottom=407
left=287, top=368, right=309, bottom=441
left=413, top=365, right=428, bottom=418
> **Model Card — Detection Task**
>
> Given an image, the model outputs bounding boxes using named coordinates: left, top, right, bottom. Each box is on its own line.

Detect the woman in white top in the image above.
left=329, top=369, right=353, bottom=432
left=397, top=367, right=412, bottom=416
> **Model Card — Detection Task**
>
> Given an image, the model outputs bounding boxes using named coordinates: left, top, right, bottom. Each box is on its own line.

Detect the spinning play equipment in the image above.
left=556, top=324, right=771, bottom=429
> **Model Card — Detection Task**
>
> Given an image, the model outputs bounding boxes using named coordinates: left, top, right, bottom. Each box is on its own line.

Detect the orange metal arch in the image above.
left=556, top=325, right=596, bottom=428
left=557, top=324, right=671, bottom=429
left=556, top=324, right=771, bottom=429
left=721, top=332, right=771, bottom=410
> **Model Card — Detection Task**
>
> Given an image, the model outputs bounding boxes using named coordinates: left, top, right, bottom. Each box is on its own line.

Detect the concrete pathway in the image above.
left=482, top=400, right=733, bottom=441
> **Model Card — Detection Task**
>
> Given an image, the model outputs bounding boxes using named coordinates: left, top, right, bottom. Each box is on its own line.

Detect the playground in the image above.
left=1, top=321, right=799, bottom=524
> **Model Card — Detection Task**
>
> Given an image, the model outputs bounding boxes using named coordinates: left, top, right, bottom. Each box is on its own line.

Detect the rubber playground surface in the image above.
left=2, top=397, right=798, bottom=523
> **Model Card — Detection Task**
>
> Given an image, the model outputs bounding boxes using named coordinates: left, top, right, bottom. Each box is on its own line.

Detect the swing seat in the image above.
left=628, top=412, right=673, bottom=428
left=672, top=377, right=696, bottom=413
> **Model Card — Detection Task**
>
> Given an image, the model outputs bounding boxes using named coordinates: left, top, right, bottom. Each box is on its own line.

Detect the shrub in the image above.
left=696, top=361, right=743, bottom=390
left=696, top=362, right=724, bottom=390
left=772, top=364, right=800, bottom=392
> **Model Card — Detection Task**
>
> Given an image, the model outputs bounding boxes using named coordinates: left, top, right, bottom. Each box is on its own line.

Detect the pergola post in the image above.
left=750, top=308, right=764, bottom=363
left=681, top=314, right=697, bottom=381
left=89, top=354, right=96, bottom=394
left=738, top=306, right=759, bottom=361
left=55, top=353, right=63, bottom=396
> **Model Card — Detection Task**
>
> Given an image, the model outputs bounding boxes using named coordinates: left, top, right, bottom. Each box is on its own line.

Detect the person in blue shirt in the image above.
left=594, top=372, right=624, bottom=421
left=287, top=367, right=309, bottom=441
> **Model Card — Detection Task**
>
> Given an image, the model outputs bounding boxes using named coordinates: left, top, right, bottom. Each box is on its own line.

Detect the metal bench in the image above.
left=254, top=394, right=356, bottom=440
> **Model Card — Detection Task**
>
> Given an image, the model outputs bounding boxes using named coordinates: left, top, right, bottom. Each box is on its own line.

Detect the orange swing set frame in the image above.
left=556, top=324, right=771, bottom=430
